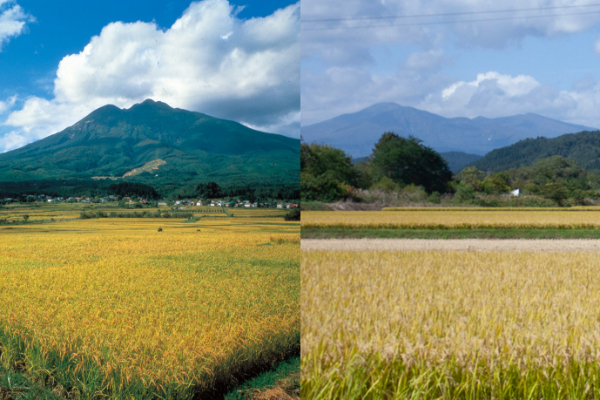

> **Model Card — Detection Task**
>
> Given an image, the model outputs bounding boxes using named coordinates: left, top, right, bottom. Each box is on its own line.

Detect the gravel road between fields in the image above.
left=301, top=239, right=600, bottom=252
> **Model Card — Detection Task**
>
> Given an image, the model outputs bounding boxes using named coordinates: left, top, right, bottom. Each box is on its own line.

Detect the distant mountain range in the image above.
left=302, top=102, right=594, bottom=157
left=469, top=130, right=600, bottom=173
left=0, top=99, right=299, bottom=186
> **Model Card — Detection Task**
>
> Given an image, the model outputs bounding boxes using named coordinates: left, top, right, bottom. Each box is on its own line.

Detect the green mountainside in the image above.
left=470, top=130, right=600, bottom=173
left=440, top=151, right=482, bottom=173
left=0, top=99, right=299, bottom=187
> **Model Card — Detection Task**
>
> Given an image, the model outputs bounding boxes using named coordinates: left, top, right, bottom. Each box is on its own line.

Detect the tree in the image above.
left=196, top=182, right=222, bottom=199
left=458, top=166, right=485, bottom=185
left=542, top=182, right=569, bottom=206
left=300, top=143, right=357, bottom=202
left=284, top=208, right=300, bottom=221
left=301, top=143, right=357, bottom=186
left=354, top=159, right=375, bottom=189
left=370, top=133, right=452, bottom=193
left=301, top=172, right=352, bottom=202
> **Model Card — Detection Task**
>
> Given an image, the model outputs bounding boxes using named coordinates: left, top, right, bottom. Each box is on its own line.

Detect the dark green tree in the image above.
left=301, top=143, right=357, bottom=201
left=370, top=133, right=452, bottom=193
left=301, top=172, right=351, bottom=202
left=195, top=182, right=222, bottom=199
left=301, top=143, right=357, bottom=186
left=542, top=182, right=569, bottom=206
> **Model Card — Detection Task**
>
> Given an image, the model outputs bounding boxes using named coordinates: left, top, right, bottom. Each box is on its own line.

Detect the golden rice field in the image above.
left=166, top=205, right=287, bottom=218
left=0, top=211, right=300, bottom=399
left=228, top=208, right=289, bottom=218
left=301, top=210, right=600, bottom=229
left=302, top=250, right=600, bottom=399
left=382, top=206, right=600, bottom=212
left=0, top=204, right=179, bottom=222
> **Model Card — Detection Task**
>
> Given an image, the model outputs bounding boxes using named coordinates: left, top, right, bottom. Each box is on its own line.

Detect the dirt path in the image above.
left=301, top=239, right=600, bottom=252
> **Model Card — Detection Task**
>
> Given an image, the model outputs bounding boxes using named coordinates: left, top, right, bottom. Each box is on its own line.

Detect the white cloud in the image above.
left=301, top=0, right=600, bottom=132
left=0, top=1, right=33, bottom=51
left=303, top=0, right=600, bottom=55
left=1, top=129, right=29, bottom=150
left=2, top=0, right=299, bottom=152
left=440, top=72, right=540, bottom=100
left=418, top=71, right=600, bottom=128
left=0, top=95, right=16, bottom=114
left=303, top=66, right=600, bottom=130
left=301, top=49, right=452, bottom=125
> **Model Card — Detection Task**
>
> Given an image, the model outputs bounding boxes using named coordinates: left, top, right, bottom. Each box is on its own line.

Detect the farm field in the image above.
left=302, top=238, right=600, bottom=251
left=227, top=208, right=290, bottom=218
left=0, top=206, right=300, bottom=399
left=302, top=250, right=600, bottom=399
left=301, top=209, right=600, bottom=231
left=0, top=203, right=182, bottom=222
left=0, top=203, right=288, bottom=222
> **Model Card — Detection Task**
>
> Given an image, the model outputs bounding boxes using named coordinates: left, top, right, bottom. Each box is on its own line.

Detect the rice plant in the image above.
left=0, top=215, right=300, bottom=399
left=302, top=250, right=600, bottom=399
left=302, top=210, right=600, bottom=229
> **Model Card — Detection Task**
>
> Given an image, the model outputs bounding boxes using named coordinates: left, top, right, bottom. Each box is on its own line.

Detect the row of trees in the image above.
left=0, top=179, right=300, bottom=204
left=195, top=182, right=300, bottom=202
left=107, top=182, right=160, bottom=199
left=302, top=132, right=600, bottom=206
left=302, top=133, right=452, bottom=202
left=455, top=156, right=600, bottom=206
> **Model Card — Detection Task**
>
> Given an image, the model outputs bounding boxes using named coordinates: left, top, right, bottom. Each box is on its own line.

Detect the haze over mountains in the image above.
left=0, top=99, right=300, bottom=187
left=302, top=102, right=594, bottom=158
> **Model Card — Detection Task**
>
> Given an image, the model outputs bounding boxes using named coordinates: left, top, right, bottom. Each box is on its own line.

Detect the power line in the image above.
left=303, top=10, right=600, bottom=31
left=302, top=3, right=600, bottom=23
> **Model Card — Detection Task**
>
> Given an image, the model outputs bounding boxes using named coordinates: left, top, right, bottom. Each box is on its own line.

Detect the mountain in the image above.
left=301, top=102, right=594, bottom=157
left=440, top=152, right=482, bottom=173
left=0, top=99, right=299, bottom=187
left=469, top=130, right=600, bottom=173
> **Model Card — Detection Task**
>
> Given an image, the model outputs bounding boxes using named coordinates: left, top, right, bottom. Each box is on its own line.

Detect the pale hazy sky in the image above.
left=302, top=0, right=600, bottom=128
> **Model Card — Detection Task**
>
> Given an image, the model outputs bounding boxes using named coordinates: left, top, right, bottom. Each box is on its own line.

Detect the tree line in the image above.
left=0, top=179, right=299, bottom=203
left=302, top=132, right=600, bottom=207
left=302, top=133, right=452, bottom=202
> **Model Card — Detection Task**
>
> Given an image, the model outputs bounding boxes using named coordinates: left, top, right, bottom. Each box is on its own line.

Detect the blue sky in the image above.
left=0, top=0, right=299, bottom=152
left=301, top=0, right=600, bottom=129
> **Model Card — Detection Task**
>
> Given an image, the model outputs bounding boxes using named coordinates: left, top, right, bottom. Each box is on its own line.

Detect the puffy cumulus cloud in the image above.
left=2, top=0, right=299, bottom=152
left=418, top=71, right=600, bottom=128
left=303, top=66, right=600, bottom=130
left=302, top=0, right=600, bottom=125
left=5, top=97, right=101, bottom=139
left=0, top=0, right=34, bottom=51
left=1, top=129, right=30, bottom=151
left=440, top=72, right=540, bottom=102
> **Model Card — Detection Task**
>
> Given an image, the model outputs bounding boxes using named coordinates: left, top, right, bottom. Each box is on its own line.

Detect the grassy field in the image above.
left=0, top=206, right=300, bottom=399
left=301, top=209, right=600, bottom=230
left=302, top=250, right=600, bottom=399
